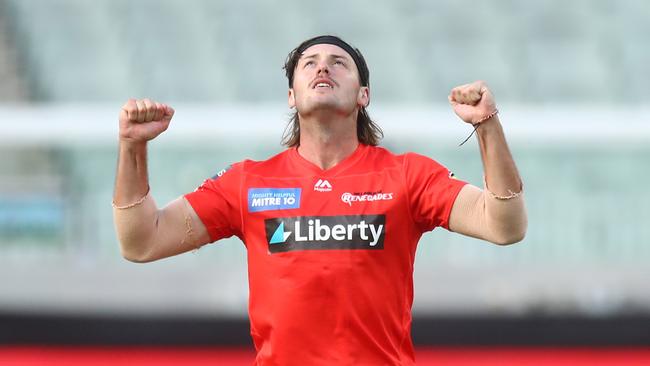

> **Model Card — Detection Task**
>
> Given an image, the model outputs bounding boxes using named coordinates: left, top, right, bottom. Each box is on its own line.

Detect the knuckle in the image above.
left=122, top=99, right=135, bottom=108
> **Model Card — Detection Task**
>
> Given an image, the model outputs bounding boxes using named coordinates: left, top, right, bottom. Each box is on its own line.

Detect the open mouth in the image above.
left=312, top=78, right=335, bottom=89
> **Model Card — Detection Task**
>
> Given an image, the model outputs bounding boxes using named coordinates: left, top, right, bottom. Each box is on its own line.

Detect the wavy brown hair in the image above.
left=281, top=35, right=383, bottom=147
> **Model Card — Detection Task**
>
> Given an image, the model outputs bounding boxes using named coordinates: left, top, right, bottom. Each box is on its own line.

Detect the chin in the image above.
left=301, top=99, right=342, bottom=113
left=297, top=96, right=357, bottom=118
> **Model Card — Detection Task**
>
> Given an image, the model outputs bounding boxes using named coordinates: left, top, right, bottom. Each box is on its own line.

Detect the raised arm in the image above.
left=113, top=99, right=210, bottom=262
left=447, top=81, right=527, bottom=245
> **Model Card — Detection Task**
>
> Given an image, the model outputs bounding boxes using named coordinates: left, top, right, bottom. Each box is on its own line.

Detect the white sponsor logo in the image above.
left=267, top=214, right=386, bottom=251
left=341, top=192, right=394, bottom=206
left=314, top=179, right=332, bottom=192
left=290, top=219, right=383, bottom=247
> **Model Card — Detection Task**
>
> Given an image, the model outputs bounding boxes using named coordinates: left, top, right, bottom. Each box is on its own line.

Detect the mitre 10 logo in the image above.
left=264, top=215, right=386, bottom=253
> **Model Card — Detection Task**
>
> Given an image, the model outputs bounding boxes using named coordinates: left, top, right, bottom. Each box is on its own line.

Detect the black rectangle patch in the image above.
left=265, top=215, right=385, bottom=253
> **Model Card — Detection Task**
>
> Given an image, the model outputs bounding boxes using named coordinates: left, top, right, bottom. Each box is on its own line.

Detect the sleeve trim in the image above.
left=402, top=153, right=420, bottom=233
left=184, top=191, right=219, bottom=242
left=440, top=179, right=469, bottom=230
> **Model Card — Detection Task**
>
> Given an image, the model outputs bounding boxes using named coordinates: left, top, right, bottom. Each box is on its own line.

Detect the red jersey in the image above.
left=185, top=144, right=466, bottom=365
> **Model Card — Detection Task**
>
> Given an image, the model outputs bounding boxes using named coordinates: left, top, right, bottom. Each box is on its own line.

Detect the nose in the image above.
left=316, top=61, right=329, bottom=75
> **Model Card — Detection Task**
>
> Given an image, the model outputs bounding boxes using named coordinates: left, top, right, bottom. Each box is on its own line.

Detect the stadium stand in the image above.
left=0, top=1, right=28, bottom=101
left=1, top=0, right=648, bottom=103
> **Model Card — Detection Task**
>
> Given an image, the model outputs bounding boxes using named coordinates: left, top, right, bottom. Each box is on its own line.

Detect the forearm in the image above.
left=114, top=141, right=150, bottom=205
left=475, top=115, right=522, bottom=196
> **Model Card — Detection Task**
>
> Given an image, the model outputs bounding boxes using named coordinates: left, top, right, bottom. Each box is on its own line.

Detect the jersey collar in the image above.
left=290, top=143, right=368, bottom=177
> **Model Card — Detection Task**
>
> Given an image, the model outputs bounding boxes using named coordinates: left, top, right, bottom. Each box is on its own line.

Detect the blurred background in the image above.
left=1, top=0, right=649, bottom=364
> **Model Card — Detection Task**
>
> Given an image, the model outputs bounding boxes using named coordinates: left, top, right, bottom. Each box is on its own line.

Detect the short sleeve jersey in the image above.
left=185, top=144, right=467, bottom=366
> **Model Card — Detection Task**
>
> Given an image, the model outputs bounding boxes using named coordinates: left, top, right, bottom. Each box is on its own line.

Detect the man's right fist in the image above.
left=119, top=98, right=175, bottom=144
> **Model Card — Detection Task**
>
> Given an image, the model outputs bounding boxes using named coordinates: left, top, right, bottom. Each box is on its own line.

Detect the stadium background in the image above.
left=0, top=0, right=649, bottom=364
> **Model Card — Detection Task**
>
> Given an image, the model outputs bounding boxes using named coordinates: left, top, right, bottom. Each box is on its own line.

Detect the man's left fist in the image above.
left=448, top=81, right=497, bottom=125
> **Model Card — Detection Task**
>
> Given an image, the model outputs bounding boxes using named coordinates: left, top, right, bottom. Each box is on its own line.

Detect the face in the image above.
left=288, top=44, right=369, bottom=117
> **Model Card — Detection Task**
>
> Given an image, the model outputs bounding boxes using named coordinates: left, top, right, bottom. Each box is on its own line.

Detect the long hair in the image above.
left=281, top=35, right=383, bottom=147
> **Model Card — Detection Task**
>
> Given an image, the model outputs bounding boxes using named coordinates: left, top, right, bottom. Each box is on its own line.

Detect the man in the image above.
left=113, top=35, right=526, bottom=365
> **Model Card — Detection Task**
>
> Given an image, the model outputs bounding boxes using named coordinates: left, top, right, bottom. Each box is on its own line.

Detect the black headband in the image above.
left=296, top=35, right=370, bottom=87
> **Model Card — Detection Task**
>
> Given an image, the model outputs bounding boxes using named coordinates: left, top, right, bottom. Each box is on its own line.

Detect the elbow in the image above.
left=488, top=206, right=528, bottom=246
left=491, top=229, right=526, bottom=246
left=114, top=217, right=159, bottom=263
left=121, top=250, right=154, bottom=263
left=113, top=198, right=160, bottom=264
left=489, top=218, right=528, bottom=246
left=121, top=251, right=152, bottom=263
left=118, top=239, right=155, bottom=263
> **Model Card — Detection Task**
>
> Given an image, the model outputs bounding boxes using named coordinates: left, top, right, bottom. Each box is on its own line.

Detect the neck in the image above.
left=296, top=111, right=359, bottom=170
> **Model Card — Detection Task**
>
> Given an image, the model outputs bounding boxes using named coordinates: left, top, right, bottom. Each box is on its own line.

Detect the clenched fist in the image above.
left=448, top=81, right=498, bottom=125
left=119, top=98, right=174, bottom=144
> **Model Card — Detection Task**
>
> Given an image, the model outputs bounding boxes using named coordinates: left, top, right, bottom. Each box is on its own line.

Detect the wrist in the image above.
left=458, top=111, right=500, bottom=146
left=119, top=138, right=148, bottom=151
left=475, top=115, right=502, bottom=137
left=471, top=108, right=499, bottom=126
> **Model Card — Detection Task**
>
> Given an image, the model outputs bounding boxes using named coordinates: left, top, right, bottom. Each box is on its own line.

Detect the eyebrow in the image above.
left=300, top=53, right=351, bottom=62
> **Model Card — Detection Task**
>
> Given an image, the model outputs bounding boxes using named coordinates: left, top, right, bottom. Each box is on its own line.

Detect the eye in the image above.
left=334, top=60, right=345, bottom=66
left=303, top=60, right=314, bottom=68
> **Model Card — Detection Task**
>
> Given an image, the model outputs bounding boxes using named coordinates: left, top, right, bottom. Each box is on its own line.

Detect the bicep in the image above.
left=448, top=184, right=490, bottom=241
left=145, top=196, right=211, bottom=261
left=449, top=183, right=527, bottom=245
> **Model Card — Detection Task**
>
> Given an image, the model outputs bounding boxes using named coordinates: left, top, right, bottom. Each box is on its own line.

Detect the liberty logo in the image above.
left=265, top=215, right=386, bottom=253
left=314, top=179, right=332, bottom=192
left=269, top=222, right=292, bottom=244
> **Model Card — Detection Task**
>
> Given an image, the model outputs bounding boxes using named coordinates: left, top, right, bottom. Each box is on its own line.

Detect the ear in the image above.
left=288, top=88, right=296, bottom=108
left=357, top=86, right=370, bottom=107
